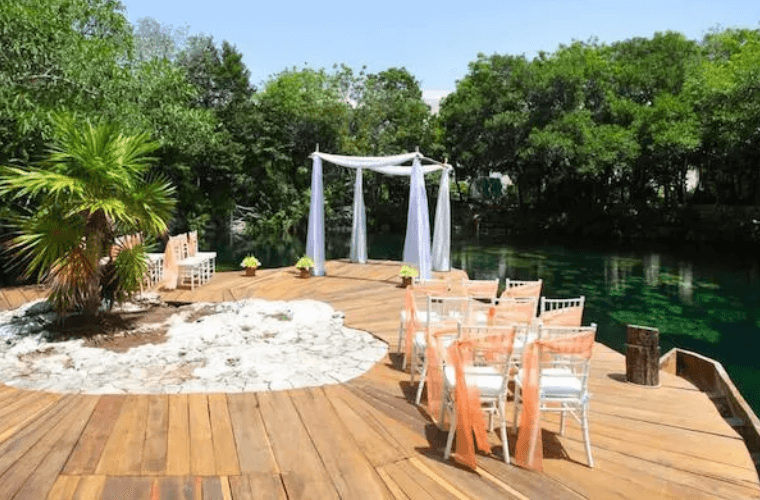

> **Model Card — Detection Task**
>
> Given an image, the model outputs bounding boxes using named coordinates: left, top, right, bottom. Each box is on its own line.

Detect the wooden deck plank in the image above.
left=0, top=390, right=49, bottom=421
left=228, top=474, right=287, bottom=500
left=141, top=394, right=169, bottom=476
left=0, top=394, right=79, bottom=478
left=0, top=395, right=97, bottom=500
left=380, top=460, right=460, bottom=500
left=226, top=392, right=278, bottom=475
left=63, top=395, right=124, bottom=475
left=0, top=392, right=60, bottom=445
left=45, top=474, right=80, bottom=500
left=202, top=476, right=225, bottom=500
left=256, top=390, right=340, bottom=500
left=208, top=394, right=241, bottom=476
left=289, top=387, right=393, bottom=499
left=95, top=395, right=149, bottom=476
left=556, top=431, right=760, bottom=500
left=156, top=476, right=197, bottom=500
left=73, top=475, right=107, bottom=500
left=166, top=394, right=191, bottom=476
left=100, top=476, right=153, bottom=500
left=0, top=262, right=757, bottom=500
left=188, top=394, right=216, bottom=476
left=323, top=384, right=409, bottom=467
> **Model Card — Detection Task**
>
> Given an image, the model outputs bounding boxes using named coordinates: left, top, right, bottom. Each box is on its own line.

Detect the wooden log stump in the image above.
left=626, top=325, right=660, bottom=386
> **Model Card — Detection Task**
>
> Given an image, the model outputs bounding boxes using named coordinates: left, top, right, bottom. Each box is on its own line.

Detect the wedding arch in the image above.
left=305, top=150, right=452, bottom=279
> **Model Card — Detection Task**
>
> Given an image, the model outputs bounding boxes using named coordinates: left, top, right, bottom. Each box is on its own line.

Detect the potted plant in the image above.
left=240, top=256, right=261, bottom=276
left=399, top=265, right=419, bottom=287
left=295, top=256, right=315, bottom=278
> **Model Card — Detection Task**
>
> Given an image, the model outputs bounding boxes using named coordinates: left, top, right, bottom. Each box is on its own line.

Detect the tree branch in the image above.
left=18, top=73, right=99, bottom=96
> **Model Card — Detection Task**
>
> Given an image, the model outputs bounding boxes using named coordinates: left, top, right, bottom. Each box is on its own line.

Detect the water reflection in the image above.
left=449, top=237, right=760, bottom=414
left=244, top=231, right=760, bottom=414
left=679, top=263, right=694, bottom=303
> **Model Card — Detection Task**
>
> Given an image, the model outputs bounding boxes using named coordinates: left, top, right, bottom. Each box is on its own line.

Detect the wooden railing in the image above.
left=660, top=348, right=760, bottom=473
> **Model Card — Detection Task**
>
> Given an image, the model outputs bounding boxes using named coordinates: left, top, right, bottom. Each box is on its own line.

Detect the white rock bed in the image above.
left=0, top=298, right=387, bottom=394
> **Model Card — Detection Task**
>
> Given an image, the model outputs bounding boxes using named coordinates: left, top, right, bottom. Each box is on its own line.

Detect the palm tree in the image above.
left=0, top=114, right=176, bottom=317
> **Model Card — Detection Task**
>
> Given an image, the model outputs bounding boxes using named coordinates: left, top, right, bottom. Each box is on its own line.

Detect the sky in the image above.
left=120, top=0, right=760, bottom=102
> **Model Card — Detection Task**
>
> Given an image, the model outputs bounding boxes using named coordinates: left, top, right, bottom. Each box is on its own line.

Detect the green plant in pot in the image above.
left=295, top=256, right=315, bottom=278
left=241, top=256, right=261, bottom=276
left=399, top=265, right=418, bottom=287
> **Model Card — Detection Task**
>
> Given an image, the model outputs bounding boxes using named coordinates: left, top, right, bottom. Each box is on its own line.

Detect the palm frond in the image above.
left=108, top=243, right=149, bottom=305
left=125, top=176, right=177, bottom=236
left=0, top=167, right=86, bottom=200
left=6, top=208, right=85, bottom=281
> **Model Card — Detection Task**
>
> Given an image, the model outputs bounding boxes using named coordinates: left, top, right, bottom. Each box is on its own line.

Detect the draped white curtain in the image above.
left=307, top=151, right=451, bottom=277
left=431, top=168, right=451, bottom=272
left=402, top=158, right=433, bottom=279
left=306, top=156, right=325, bottom=276
left=350, top=168, right=367, bottom=263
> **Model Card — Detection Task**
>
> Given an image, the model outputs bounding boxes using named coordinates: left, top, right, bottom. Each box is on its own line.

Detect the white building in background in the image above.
left=422, top=90, right=451, bottom=115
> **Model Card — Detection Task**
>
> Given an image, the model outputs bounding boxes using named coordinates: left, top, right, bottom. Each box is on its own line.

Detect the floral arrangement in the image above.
left=295, top=256, right=315, bottom=269
left=240, top=256, right=261, bottom=268
left=399, top=265, right=419, bottom=278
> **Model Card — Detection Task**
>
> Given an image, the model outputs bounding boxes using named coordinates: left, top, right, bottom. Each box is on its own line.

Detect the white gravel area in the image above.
left=0, top=297, right=387, bottom=394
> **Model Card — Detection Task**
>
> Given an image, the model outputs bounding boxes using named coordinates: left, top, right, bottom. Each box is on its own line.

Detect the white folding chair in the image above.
left=441, top=324, right=524, bottom=464
left=455, top=278, right=499, bottom=300
left=413, top=295, right=474, bottom=405
left=539, top=296, right=585, bottom=327
left=397, top=278, right=450, bottom=364
left=471, top=296, right=539, bottom=326
left=501, top=279, right=543, bottom=299
left=176, top=235, right=205, bottom=290
left=512, top=324, right=597, bottom=467
left=188, top=230, right=216, bottom=282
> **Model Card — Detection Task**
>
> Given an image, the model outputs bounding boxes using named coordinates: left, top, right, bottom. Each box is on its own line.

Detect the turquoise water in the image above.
left=457, top=238, right=760, bottom=414
left=247, top=231, right=760, bottom=414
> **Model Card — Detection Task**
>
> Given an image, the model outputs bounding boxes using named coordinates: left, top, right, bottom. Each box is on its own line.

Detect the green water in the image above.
left=454, top=238, right=760, bottom=415
left=244, top=231, right=760, bottom=414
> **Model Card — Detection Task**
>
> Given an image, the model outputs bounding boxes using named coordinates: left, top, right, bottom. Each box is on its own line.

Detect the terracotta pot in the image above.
left=245, top=267, right=257, bottom=277
left=402, top=276, right=412, bottom=287
left=299, top=268, right=311, bottom=279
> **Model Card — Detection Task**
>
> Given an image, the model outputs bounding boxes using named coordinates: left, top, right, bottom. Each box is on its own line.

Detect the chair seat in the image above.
left=515, top=367, right=582, bottom=397
left=444, top=365, right=505, bottom=398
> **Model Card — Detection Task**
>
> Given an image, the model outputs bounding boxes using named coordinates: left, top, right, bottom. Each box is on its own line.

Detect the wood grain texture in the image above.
left=0, top=261, right=758, bottom=500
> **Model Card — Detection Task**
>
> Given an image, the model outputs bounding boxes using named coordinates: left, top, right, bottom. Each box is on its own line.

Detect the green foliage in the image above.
left=441, top=28, right=760, bottom=222
left=0, top=115, right=175, bottom=317
left=240, top=256, right=260, bottom=268
left=295, top=256, right=315, bottom=269
left=399, top=265, right=419, bottom=278
left=0, top=0, right=133, bottom=163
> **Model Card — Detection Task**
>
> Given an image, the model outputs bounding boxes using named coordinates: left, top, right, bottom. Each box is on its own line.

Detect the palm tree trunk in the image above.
left=81, top=210, right=110, bottom=317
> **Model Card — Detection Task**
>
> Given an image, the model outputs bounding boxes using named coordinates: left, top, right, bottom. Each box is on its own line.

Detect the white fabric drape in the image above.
left=432, top=168, right=451, bottom=271
left=402, top=158, right=433, bottom=279
left=306, top=156, right=325, bottom=276
left=306, top=150, right=451, bottom=278
left=312, top=152, right=444, bottom=176
left=350, top=168, right=367, bottom=263
left=315, top=152, right=420, bottom=169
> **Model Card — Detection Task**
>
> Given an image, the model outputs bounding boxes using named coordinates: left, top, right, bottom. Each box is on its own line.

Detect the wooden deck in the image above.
left=0, top=260, right=759, bottom=499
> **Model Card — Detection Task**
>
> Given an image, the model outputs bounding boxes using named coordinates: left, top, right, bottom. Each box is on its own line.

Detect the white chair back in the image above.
left=539, top=296, right=585, bottom=327
left=501, top=279, right=543, bottom=299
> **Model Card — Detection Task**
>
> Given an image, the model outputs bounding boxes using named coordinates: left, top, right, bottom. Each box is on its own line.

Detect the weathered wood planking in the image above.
left=0, top=260, right=757, bottom=499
